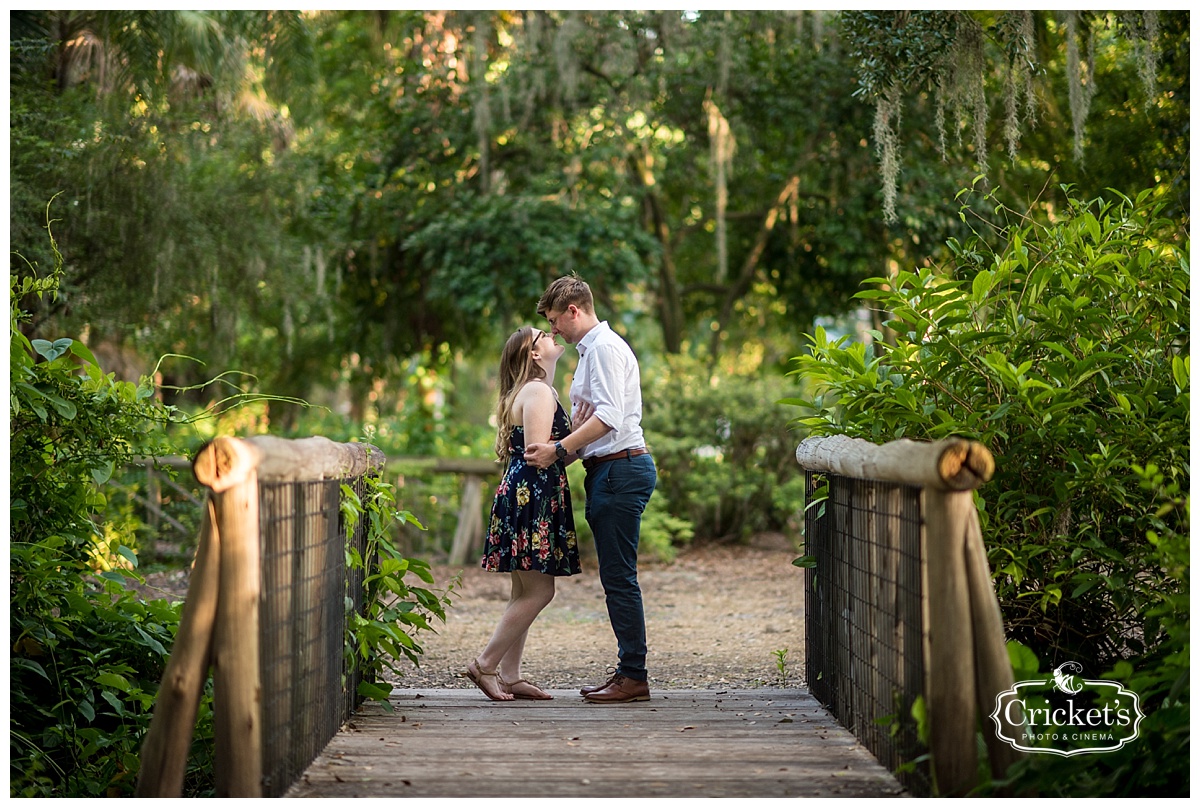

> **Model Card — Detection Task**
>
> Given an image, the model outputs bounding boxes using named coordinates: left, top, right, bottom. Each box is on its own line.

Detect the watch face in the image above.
left=556, top=442, right=567, bottom=459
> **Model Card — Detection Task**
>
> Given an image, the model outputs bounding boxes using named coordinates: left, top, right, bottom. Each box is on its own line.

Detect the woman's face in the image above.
left=533, top=329, right=566, bottom=363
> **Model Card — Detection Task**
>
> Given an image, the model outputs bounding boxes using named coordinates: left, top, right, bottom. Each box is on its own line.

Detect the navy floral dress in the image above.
left=481, top=402, right=580, bottom=576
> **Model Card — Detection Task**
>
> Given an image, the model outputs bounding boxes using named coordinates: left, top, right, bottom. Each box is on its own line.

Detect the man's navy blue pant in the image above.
left=584, top=453, right=657, bottom=682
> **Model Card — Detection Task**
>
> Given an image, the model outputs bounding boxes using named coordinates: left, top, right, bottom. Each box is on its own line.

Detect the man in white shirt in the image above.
left=524, top=275, right=657, bottom=703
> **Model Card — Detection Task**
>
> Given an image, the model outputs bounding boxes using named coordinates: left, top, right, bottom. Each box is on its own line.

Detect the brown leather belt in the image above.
left=582, top=447, right=649, bottom=471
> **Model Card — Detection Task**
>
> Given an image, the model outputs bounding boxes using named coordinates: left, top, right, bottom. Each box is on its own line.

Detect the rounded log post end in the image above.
left=192, top=437, right=260, bottom=492
left=937, top=439, right=995, bottom=489
left=967, top=441, right=996, bottom=482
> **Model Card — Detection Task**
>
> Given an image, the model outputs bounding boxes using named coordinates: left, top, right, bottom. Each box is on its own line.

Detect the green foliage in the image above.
left=843, top=11, right=959, bottom=100
left=772, top=648, right=790, bottom=685
left=10, top=223, right=209, bottom=796
left=11, top=10, right=1188, bottom=430
left=787, top=182, right=1189, bottom=798
left=643, top=354, right=805, bottom=542
left=985, top=566, right=1188, bottom=799
left=340, top=472, right=457, bottom=709
left=843, top=11, right=1190, bottom=224
left=406, top=194, right=657, bottom=332
left=788, top=185, right=1187, bottom=673
left=638, top=494, right=694, bottom=565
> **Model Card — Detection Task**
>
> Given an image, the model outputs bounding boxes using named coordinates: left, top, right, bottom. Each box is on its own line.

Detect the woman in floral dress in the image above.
left=466, top=326, right=584, bottom=700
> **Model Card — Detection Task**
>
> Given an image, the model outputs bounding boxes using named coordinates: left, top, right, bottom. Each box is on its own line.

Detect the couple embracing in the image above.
left=464, top=274, right=657, bottom=704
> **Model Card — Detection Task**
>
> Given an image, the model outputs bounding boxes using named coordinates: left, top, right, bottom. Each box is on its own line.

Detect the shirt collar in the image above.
left=576, top=320, right=609, bottom=355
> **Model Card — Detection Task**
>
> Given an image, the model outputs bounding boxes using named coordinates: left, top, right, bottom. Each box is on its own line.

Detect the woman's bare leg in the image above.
left=476, top=570, right=555, bottom=676
left=498, top=574, right=530, bottom=683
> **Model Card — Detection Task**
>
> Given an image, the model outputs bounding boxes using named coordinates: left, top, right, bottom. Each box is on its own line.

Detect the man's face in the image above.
left=544, top=304, right=581, bottom=344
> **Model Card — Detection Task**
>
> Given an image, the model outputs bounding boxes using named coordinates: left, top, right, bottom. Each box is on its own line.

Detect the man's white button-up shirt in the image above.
left=569, top=321, right=645, bottom=459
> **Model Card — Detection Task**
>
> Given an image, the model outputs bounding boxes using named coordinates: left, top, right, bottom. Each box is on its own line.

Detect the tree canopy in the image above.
left=10, top=10, right=1189, bottom=418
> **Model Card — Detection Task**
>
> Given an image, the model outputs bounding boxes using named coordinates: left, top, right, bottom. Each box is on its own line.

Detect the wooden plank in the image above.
left=286, top=690, right=906, bottom=798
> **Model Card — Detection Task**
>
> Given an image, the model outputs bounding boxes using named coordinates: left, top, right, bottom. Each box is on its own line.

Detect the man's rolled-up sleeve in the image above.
left=585, top=344, right=627, bottom=430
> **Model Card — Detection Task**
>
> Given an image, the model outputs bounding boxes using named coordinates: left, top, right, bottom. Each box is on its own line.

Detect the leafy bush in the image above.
left=341, top=473, right=456, bottom=705
left=638, top=494, right=695, bottom=564
left=788, top=185, right=1187, bottom=668
left=643, top=355, right=806, bottom=543
left=11, top=231, right=200, bottom=795
left=786, top=185, right=1188, bottom=796
left=11, top=216, right=456, bottom=795
left=982, top=470, right=1189, bottom=797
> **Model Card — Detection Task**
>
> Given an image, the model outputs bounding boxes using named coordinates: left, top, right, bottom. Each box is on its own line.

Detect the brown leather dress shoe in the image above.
left=579, top=669, right=619, bottom=696
left=583, top=674, right=650, bottom=703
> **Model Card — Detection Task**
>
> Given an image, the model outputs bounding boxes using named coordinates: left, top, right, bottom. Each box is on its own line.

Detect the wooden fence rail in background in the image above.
left=796, top=435, right=1023, bottom=796
left=135, top=436, right=383, bottom=798
left=366, top=456, right=499, bottom=564
left=130, top=457, right=201, bottom=538
left=129, top=454, right=498, bottom=565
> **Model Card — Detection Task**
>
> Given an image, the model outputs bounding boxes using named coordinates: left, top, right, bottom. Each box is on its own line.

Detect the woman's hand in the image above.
left=573, top=399, right=596, bottom=427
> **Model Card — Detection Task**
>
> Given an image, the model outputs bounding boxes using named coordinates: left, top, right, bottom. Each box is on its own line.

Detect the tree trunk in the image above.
left=626, top=151, right=683, bottom=353
left=708, top=174, right=800, bottom=360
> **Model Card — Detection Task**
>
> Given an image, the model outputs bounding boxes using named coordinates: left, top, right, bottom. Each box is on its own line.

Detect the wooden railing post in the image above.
left=448, top=474, right=485, bottom=565
left=137, top=435, right=386, bottom=796
left=922, top=487, right=979, bottom=795
left=146, top=463, right=162, bottom=533
left=434, top=458, right=499, bottom=566
left=964, top=506, right=1024, bottom=782
left=196, top=436, right=264, bottom=797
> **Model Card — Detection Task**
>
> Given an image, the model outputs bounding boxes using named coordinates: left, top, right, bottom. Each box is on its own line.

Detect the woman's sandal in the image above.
left=465, top=658, right=512, bottom=701
left=501, top=676, right=553, bottom=700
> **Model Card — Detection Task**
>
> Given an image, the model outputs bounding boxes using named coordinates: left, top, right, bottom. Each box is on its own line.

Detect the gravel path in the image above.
left=384, top=536, right=809, bottom=693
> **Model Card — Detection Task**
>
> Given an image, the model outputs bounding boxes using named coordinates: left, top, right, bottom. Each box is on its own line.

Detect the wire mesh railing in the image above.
left=258, top=478, right=368, bottom=797
left=803, top=472, right=930, bottom=795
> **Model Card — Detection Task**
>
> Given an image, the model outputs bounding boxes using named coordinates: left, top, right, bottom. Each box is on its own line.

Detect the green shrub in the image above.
left=643, top=354, right=805, bottom=543
left=11, top=231, right=201, bottom=795
left=341, top=474, right=456, bottom=704
left=638, top=494, right=695, bottom=564
left=786, top=185, right=1188, bottom=796
left=788, top=185, right=1187, bottom=668
left=980, top=470, right=1189, bottom=797
left=11, top=217, right=458, bottom=793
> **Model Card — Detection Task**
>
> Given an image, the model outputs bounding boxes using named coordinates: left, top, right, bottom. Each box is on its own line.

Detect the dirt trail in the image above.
left=385, top=536, right=809, bottom=692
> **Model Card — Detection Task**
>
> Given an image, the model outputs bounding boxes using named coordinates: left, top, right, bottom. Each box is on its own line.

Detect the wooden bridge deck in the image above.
left=285, top=688, right=906, bottom=798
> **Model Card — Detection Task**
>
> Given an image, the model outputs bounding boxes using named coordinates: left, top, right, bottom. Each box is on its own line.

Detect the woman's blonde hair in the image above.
left=494, top=326, right=546, bottom=462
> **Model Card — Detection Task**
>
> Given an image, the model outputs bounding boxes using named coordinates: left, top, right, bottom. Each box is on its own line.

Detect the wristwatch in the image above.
left=554, top=441, right=567, bottom=461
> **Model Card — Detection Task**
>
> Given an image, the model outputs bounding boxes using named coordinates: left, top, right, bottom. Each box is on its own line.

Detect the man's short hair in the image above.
left=537, top=274, right=594, bottom=316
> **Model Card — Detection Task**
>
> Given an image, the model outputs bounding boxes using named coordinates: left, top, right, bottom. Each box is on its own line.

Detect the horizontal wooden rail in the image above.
left=386, top=456, right=500, bottom=564
left=795, top=435, right=994, bottom=491
left=388, top=456, right=499, bottom=476
left=132, top=449, right=497, bottom=565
